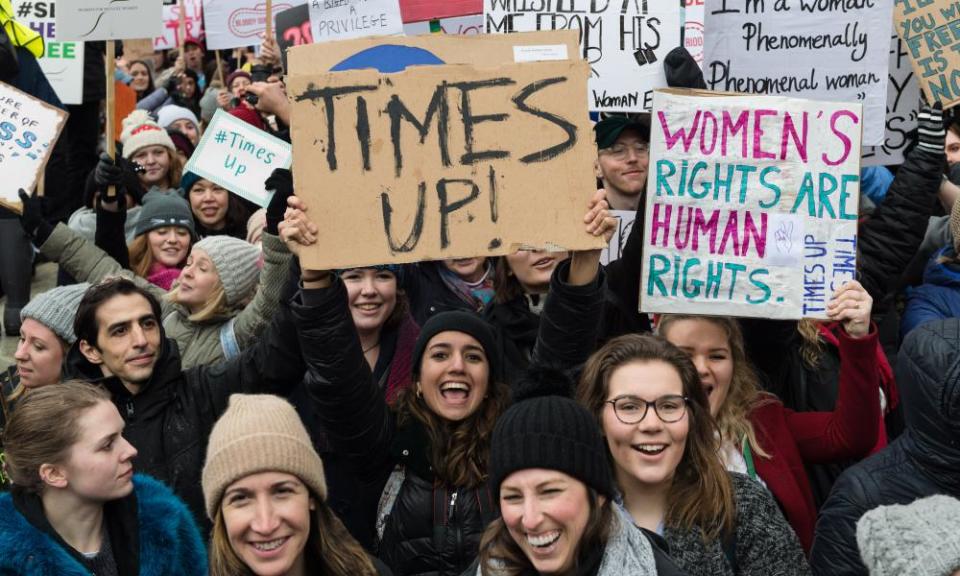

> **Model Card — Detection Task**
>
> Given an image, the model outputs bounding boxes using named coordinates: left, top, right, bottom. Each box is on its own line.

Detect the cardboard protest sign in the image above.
left=484, top=0, right=682, bottom=113
left=56, top=0, right=162, bottom=41
left=685, top=0, right=705, bottom=67
left=308, top=0, right=403, bottom=44
left=154, top=0, right=203, bottom=50
left=276, top=3, right=311, bottom=71
left=893, top=0, right=960, bottom=108
left=640, top=89, right=862, bottom=320
left=184, top=109, right=292, bottom=207
left=600, top=210, right=636, bottom=266
left=399, top=0, right=481, bottom=23
left=203, top=0, right=303, bottom=50
left=11, top=0, right=85, bottom=105
left=0, top=82, right=68, bottom=213
left=703, top=0, right=892, bottom=146
left=287, top=40, right=602, bottom=269
left=403, top=14, right=483, bottom=36
left=863, top=33, right=919, bottom=166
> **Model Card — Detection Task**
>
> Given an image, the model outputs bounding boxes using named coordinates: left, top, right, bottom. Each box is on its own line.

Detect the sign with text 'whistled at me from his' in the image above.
left=640, top=89, right=862, bottom=320
left=287, top=43, right=603, bottom=269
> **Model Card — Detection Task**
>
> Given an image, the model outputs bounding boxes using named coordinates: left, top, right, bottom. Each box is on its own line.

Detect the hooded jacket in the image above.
left=901, top=245, right=960, bottom=337
left=808, top=318, right=960, bottom=576
left=0, top=474, right=206, bottom=576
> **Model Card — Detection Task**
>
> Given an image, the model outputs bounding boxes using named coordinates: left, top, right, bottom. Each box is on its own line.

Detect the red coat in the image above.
left=748, top=327, right=882, bottom=553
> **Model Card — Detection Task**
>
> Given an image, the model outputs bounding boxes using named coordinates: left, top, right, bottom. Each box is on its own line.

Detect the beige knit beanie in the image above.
left=202, top=394, right=327, bottom=520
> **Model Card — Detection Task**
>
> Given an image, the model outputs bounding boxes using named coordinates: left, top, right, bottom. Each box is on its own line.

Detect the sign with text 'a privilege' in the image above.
left=0, top=82, right=68, bottom=213
left=640, top=89, right=862, bottom=320
left=56, top=0, right=162, bottom=41
left=184, top=109, right=292, bottom=208
left=894, top=0, right=960, bottom=108
left=12, top=0, right=85, bottom=105
left=484, top=0, right=682, bottom=113
left=308, top=0, right=403, bottom=43
left=703, top=0, right=892, bottom=146
left=287, top=45, right=602, bottom=269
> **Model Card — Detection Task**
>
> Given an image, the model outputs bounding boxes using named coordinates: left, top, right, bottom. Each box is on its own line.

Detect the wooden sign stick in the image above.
left=265, top=0, right=273, bottom=42
left=105, top=40, right=117, bottom=200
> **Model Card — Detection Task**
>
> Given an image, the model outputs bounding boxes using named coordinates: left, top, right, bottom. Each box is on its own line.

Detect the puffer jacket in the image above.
left=40, top=222, right=293, bottom=368
left=901, top=245, right=960, bottom=337
left=809, top=319, right=960, bottom=576
left=61, top=292, right=307, bottom=529
left=297, top=261, right=605, bottom=576
left=0, top=474, right=206, bottom=576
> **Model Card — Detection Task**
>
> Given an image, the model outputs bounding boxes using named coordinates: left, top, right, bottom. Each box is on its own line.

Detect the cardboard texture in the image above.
left=287, top=51, right=602, bottom=269
left=0, top=81, right=69, bottom=214
left=399, top=0, right=481, bottom=23
left=894, top=0, right=960, bottom=109
left=56, top=0, right=163, bottom=41
left=13, top=0, right=85, bottom=105
left=640, top=88, right=862, bottom=320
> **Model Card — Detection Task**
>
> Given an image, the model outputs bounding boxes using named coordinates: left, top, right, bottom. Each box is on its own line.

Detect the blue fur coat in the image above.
left=0, top=474, right=206, bottom=575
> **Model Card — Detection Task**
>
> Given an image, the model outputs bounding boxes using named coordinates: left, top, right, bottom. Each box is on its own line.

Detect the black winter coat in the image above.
left=403, top=261, right=489, bottom=325
left=808, top=318, right=960, bottom=576
left=297, top=261, right=606, bottom=576
left=62, top=294, right=307, bottom=530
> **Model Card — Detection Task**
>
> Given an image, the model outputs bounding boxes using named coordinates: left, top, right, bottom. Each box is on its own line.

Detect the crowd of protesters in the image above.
left=1, top=6, right=960, bottom=576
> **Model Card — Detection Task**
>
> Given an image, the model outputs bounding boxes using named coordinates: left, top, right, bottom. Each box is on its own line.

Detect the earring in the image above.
left=416, top=383, right=422, bottom=399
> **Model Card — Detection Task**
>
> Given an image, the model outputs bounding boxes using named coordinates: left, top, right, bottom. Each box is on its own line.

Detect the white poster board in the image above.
left=600, top=209, right=637, bottom=266
left=12, top=1, right=85, bottom=105
left=0, top=82, right=68, bottom=211
left=56, top=0, right=163, bottom=41
left=485, top=1, right=682, bottom=112
left=403, top=14, right=482, bottom=35
left=203, top=0, right=305, bottom=50
left=702, top=0, right=892, bottom=146
left=640, top=89, right=862, bottom=320
left=684, top=0, right=705, bottom=67
left=184, top=109, right=292, bottom=207
left=154, top=0, right=203, bottom=51
left=308, top=0, right=404, bottom=43
left=862, top=33, right=920, bottom=166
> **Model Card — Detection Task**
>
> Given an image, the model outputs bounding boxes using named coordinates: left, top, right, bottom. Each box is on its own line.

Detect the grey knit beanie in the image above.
left=857, top=495, right=960, bottom=576
left=134, top=188, right=197, bottom=239
left=19, top=283, right=91, bottom=344
left=202, top=394, right=327, bottom=520
left=193, top=235, right=262, bottom=306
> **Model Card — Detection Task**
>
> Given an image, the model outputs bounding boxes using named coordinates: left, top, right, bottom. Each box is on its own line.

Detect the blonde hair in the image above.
left=167, top=280, right=229, bottom=322
left=128, top=234, right=157, bottom=279
left=797, top=318, right=824, bottom=368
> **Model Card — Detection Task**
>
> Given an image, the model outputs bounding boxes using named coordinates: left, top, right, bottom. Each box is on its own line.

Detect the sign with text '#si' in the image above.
left=0, top=82, right=68, bottom=213
left=484, top=0, right=681, bottom=113
left=894, top=0, right=960, bottom=108
left=287, top=37, right=602, bottom=269
left=703, top=0, right=892, bottom=146
left=55, top=0, right=162, bottom=41
left=309, top=0, right=404, bottom=43
left=640, top=89, right=862, bottom=320
left=12, top=0, right=85, bottom=105
left=183, top=109, right=292, bottom=208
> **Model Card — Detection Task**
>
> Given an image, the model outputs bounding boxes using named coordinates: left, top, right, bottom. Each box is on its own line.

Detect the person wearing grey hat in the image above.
left=857, top=495, right=960, bottom=576
left=126, top=188, right=196, bottom=291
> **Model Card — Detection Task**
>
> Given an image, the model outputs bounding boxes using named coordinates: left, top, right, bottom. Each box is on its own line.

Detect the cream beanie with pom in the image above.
left=120, top=109, right=176, bottom=159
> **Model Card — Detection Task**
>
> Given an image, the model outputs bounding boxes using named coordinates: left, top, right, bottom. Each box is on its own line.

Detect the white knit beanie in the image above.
left=193, top=235, right=262, bottom=306
left=857, top=495, right=960, bottom=576
left=20, top=283, right=91, bottom=345
left=202, top=394, right=327, bottom=520
left=157, top=105, right=199, bottom=131
left=120, top=109, right=176, bottom=159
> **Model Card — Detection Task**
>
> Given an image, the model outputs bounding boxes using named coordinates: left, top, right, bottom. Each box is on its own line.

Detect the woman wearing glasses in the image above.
left=577, top=335, right=810, bottom=576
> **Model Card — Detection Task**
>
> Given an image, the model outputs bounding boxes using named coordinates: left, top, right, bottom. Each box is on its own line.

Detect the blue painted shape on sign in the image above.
left=330, top=45, right=445, bottom=73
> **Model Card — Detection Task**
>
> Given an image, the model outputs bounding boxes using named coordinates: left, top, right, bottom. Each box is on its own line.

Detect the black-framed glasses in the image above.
left=605, top=395, right=689, bottom=424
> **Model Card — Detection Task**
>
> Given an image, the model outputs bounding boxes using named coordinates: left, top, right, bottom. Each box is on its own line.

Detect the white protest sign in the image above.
left=0, top=82, right=68, bottom=211
left=154, top=0, right=203, bottom=51
left=56, top=0, right=162, bottom=41
left=685, top=0, right=705, bottom=67
left=703, top=0, right=892, bottom=146
left=485, top=0, right=682, bottom=112
left=309, top=0, right=404, bottom=43
left=403, top=14, right=483, bottom=35
left=203, top=0, right=305, bottom=50
left=600, top=210, right=637, bottom=266
left=640, top=89, right=862, bottom=320
left=184, top=109, right=292, bottom=208
left=12, top=0, right=85, bottom=105
left=862, top=33, right=919, bottom=166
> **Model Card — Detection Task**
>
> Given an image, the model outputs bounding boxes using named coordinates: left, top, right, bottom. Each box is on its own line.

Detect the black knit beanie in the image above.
left=489, top=393, right=615, bottom=500
left=411, top=311, right=500, bottom=381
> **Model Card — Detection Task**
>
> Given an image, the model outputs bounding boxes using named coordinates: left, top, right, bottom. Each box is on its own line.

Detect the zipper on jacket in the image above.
left=449, top=490, right=464, bottom=565
left=124, top=399, right=135, bottom=418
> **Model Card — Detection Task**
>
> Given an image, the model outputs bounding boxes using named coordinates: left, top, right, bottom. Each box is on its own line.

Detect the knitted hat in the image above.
left=20, top=283, right=92, bottom=345
left=134, top=188, right=197, bottom=238
left=199, top=87, right=220, bottom=124
left=411, top=311, right=500, bottom=381
left=246, top=208, right=267, bottom=245
left=950, top=198, right=960, bottom=254
left=157, top=105, right=199, bottom=131
left=226, top=70, right=251, bottom=91
left=192, top=236, right=262, bottom=306
left=202, top=394, right=327, bottom=520
left=489, top=384, right=614, bottom=500
left=229, top=105, right=266, bottom=131
left=166, top=129, right=195, bottom=159
left=120, top=109, right=176, bottom=159
left=179, top=171, right=203, bottom=196
left=857, top=495, right=960, bottom=576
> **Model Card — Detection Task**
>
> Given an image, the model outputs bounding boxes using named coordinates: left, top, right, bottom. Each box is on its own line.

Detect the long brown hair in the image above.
left=477, top=488, right=613, bottom=576
left=657, top=315, right=772, bottom=459
left=128, top=229, right=191, bottom=279
left=209, top=492, right=377, bottom=576
left=577, top=334, right=735, bottom=541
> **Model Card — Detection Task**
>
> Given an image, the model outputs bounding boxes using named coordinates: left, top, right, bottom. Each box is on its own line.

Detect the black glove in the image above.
left=664, top=47, right=706, bottom=90
left=94, top=152, right=125, bottom=191
left=917, top=101, right=945, bottom=154
left=265, top=168, right=293, bottom=235
left=17, top=189, right=53, bottom=245
left=164, top=72, right=180, bottom=95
